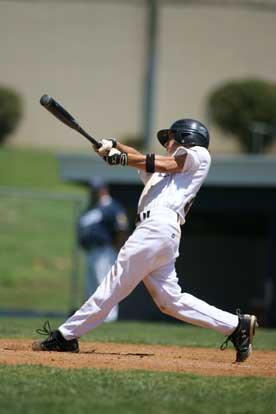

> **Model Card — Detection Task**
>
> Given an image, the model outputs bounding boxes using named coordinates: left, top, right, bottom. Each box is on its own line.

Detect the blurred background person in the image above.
left=77, top=178, right=129, bottom=322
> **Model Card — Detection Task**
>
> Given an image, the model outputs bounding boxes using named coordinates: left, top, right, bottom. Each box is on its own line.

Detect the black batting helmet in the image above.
left=157, top=119, right=210, bottom=149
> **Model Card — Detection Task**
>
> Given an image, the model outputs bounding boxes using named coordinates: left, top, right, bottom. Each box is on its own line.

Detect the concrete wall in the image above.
left=0, top=1, right=146, bottom=151
left=157, top=4, right=276, bottom=154
left=1, top=1, right=276, bottom=153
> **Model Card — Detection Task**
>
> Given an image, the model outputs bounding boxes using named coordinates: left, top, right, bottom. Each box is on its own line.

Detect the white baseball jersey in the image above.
left=137, top=146, right=211, bottom=224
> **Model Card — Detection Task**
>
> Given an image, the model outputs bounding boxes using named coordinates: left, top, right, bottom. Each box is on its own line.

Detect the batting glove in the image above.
left=107, top=148, right=128, bottom=166
left=97, top=138, right=117, bottom=157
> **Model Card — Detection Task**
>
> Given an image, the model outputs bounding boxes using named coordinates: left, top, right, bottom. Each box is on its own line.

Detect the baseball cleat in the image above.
left=220, top=310, right=258, bottom=363
left=32, top=320, right=79, bottom=353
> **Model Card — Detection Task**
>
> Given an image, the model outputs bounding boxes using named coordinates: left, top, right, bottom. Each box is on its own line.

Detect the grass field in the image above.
left=0, top=147, right=86, bottom=311
left=0, top=196, right=80, bottom=310
left=0, top=318, right=276, bottom=414
left=0, top=147, right=80, bottom=191
left=1, top=364, right=275, bottom=414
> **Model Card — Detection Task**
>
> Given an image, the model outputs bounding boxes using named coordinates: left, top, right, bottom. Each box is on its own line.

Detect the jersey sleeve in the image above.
left=138, top=170, right=153, bottom=185
left=174, top=146, right=201, bottom=173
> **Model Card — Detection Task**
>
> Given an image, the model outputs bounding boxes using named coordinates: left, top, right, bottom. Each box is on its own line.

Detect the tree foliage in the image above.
left=0, top=86, right=23, bottom=146
left=207, top=79, right=276, bottom=152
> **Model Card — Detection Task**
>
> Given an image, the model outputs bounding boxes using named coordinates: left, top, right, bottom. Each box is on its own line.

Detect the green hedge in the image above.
left=207, top=79, right=276, bottom=153
left=0, top=86, right=23, bottom=145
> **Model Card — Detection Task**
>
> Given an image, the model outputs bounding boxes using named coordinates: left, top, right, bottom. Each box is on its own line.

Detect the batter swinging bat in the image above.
left=40, top=94, right=101, bottom=149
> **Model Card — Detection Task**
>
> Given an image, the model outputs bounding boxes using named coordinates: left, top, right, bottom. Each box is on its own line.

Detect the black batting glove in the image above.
left=107, top=148, right=128, bottom=166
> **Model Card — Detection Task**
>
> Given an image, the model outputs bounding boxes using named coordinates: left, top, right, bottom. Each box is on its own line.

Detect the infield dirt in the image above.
left=0, top=339, right=275, bottom=377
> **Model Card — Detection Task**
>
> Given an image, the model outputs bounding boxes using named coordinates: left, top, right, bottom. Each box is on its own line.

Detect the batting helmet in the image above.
left=157, top=119, right=210, bottom=149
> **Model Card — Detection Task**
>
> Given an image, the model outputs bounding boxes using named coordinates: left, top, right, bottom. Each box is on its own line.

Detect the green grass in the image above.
left=0, top=195, right=84, bottom=310
left=0, top=147, right=86, bottom=310
left=0, top=147, right=78, bottom=191
left=0, top=365, right=276, bottom=414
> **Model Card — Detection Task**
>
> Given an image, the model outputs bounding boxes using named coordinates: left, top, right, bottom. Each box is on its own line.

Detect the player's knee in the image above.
left=153, top=291, right=179, bottom=316
left=158, top=302, right=173, bottom=316
left=159, top=304, right=168, bottom=314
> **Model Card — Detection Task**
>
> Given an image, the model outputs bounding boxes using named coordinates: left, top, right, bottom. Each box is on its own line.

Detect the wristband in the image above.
left=146, top=153, right=155, bottom=173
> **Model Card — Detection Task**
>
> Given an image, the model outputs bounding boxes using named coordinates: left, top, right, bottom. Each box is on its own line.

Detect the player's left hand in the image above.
left=106, top=148, right=128, bottom=166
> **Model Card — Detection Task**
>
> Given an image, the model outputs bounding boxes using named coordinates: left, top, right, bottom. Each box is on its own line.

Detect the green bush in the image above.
left=207, top=79, right=276, bottom=153
left=0, top=86, right=23, bottom=146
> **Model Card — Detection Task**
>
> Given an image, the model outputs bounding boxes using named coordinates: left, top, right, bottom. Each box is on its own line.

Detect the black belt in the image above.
left=136, top=210, right=150, bottom=223
left=136, top=210, right=181, bottom=224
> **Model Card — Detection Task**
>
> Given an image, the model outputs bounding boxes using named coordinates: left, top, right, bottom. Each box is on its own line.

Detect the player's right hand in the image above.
left=97, top=138, right=117, bottom=157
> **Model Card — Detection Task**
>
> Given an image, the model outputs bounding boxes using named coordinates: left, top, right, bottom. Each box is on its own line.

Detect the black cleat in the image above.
left=220, top=310, right=258, bottom=363
left=32, top=320, right=79, bottom=353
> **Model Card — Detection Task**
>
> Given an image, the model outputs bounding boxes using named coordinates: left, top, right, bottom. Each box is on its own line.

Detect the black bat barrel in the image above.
left=40, top=94, right=79, bottom=130
left=40, top=94, right=101, bottom=148
left=40, top=94, right=51, bottom=107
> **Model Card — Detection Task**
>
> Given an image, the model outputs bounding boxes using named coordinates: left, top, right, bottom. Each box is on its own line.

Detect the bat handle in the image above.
left=77, top=126, right=102, bottom=149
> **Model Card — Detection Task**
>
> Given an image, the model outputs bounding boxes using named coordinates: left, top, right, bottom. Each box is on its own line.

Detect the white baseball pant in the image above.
left=59, top=209, right=238, bottom=339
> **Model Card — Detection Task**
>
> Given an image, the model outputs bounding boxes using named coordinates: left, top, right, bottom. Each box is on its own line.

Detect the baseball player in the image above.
left=77, top=178, right=129, bottom=322
left=33, top=119, right=257, bottom=362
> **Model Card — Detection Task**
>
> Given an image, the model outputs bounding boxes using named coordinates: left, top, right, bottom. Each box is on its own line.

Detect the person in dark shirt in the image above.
left=77, top=178, right=129, bottom=322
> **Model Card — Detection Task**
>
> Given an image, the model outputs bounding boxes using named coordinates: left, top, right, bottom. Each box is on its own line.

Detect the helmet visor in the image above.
left=157, top=129, right=178, bottom=147
left=157, top=129, right=169, bottom=147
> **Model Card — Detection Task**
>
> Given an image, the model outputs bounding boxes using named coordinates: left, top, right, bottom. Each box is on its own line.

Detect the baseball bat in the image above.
left=40, top=94, right=101, bottom=149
